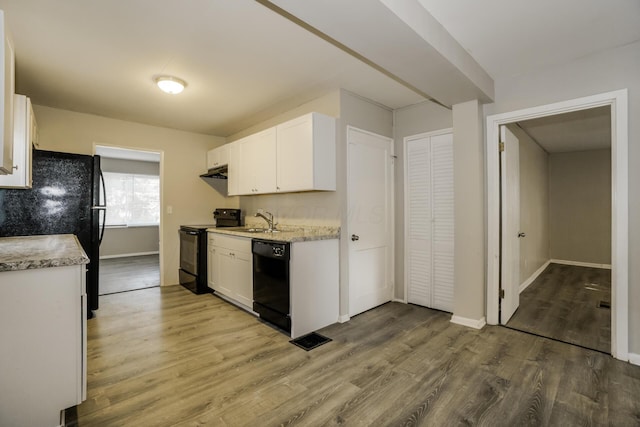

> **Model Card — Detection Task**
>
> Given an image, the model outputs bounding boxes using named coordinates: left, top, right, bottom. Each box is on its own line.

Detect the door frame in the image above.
left=486, top=89, right=628, bottom=361
left=93, top=143, right=165, bottom=287
left=403, top=128, right=453, bottom=305
left=346, top=126, right=395, bottom=317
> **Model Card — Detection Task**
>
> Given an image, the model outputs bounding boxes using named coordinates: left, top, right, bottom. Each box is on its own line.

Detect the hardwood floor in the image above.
left=99, top=255, right=160, bottom=295
left=71, top=285, right=640, bottom=426
left=507, top=263, right=611, bottom=353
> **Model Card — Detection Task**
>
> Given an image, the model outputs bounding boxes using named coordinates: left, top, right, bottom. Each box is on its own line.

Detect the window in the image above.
left=102, top=172, right=160, bottom=226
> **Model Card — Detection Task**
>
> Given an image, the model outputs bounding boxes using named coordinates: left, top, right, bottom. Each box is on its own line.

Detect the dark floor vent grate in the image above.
left=290, top=332, right=332, bottom=351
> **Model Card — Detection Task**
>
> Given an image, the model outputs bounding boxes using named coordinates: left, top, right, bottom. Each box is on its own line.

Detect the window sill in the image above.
left=105, top=224, right=159, bottom=229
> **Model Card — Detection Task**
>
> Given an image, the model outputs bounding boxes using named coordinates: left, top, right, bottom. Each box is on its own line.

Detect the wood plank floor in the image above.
left=507, top=263, right=611, bottom=353
left=99, top=255, right=160, bottom=295
left=70, top=285, right=640, bottom=426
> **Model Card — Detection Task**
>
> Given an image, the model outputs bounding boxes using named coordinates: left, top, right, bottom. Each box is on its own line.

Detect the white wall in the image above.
left=548, top=149, right=611, bottom=264
left=393, top=101, right=452, bottom=300
left=511, top=124, right=549, bottom=283
left=32, top=105, right=229, bottom=286
left=485, top=40, right=640, bottom=352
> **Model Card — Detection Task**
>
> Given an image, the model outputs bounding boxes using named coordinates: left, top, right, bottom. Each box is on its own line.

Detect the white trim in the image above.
left=629, top=353, right=640, bottom=366
left=450, top=315, right=486, bottom=329
left=550, top=259, right=612, bottom=270
left=486, top=89, right=628, bottom=361
left=100, top=251, right=159, bottom=260
left=403, top=128, right=453, bottom=306
left=519, top=260, right=551, bottom=293
left=338, top=315, right=351, bottom=323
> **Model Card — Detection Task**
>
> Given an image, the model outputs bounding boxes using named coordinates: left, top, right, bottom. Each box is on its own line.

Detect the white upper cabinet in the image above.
left=0, top=94, right=34, bottom=188
left=228, top=112, right=336, bottom=196
left=226, top=141, right=239, bottom=196
left=206, top=144, right=229, bottom=170
left=237, top=127, right=277, bottom=195
left=276, top=112, right=336, bottom=193
left=0, top=11, right=15, bottom=175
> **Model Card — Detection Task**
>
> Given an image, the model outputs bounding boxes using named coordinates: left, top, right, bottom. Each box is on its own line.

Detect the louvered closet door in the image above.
left=406, top=132, right=454, bottom=312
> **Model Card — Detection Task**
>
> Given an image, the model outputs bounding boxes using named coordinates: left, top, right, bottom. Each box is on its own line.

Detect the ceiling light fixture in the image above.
left=155, top=76, right=187, bottom=94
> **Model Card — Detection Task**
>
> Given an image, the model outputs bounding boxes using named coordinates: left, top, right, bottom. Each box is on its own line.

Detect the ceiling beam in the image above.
left=257, top=0, right=494, bottom=108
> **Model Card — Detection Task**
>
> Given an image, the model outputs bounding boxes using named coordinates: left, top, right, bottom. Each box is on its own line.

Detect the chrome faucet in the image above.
left=255, top=211, right=274, bottom=231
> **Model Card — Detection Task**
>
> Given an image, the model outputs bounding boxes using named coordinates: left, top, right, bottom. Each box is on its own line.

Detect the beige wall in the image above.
left=452, top=99, right=485, bottom=323
left=548, top=149, right=611, bottom=264
left=512, top=125, right=549, bottom=283
left=101, top=226, right=159, bottom=258
left=32, top=105, right=229, bottom=286
left=393, top=101, right=453, bottom=300
left=486, top=40, right=639, bottom=352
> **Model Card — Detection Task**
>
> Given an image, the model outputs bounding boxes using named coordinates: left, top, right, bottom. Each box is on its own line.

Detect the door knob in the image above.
left=351, top=234, right=360, bottom=241
left=517, top=232, right=526, bottom=238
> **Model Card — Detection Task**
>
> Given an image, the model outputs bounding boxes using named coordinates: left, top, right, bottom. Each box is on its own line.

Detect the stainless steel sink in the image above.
left=228, top=227, right=280, bottom=234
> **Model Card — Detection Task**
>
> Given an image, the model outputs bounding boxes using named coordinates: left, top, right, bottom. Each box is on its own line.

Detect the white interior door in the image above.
left=348, top=127, right=394, bottom=317
left=500, top=125, right=521, bottom=324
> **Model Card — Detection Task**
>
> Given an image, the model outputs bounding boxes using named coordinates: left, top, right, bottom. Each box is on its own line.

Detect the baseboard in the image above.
left=519, top=260, right=551, bottom=293
left=100, top=251, right=159, bottom=260
left=392, top=298, right=406, bottom=303
left=338, top=315, right=350, bottom=323
left=550, top=259, right=612, bottom=270
left=450, top=315, right=486, bottom=330
left=629, top=353, right=640, bottom=366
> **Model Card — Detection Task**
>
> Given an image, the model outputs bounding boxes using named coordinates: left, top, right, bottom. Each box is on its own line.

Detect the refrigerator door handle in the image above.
left=98, top=171, right=107, bottom=245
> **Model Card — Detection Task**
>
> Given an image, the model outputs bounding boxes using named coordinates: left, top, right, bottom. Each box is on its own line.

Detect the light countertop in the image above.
left=207, top=225, right=340, bottom=243
left=0, top=234, right=90, bottom=272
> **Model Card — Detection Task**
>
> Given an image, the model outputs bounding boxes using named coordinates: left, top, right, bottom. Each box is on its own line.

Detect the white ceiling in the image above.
left=517, top=106, right=611, bottom=153
left=0, top=0, right=638, bottom=138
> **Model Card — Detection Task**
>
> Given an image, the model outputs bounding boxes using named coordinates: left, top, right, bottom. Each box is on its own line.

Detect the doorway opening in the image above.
left=499, top=108, right=611, bottom=353
left=95, top=145, right=163, bottom=295
left=486, top=89, right=628, bottom=361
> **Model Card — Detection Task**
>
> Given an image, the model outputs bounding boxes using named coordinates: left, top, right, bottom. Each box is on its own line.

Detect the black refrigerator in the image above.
left=0, top=149, right=106, bottom=317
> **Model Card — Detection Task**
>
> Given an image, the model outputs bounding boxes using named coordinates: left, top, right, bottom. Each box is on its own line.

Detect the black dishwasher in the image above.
left=252, top=239, right=291, bottom=333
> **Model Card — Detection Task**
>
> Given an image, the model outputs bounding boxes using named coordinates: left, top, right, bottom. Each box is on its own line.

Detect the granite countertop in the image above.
left=0, top=234, right=90, bottom=272
left=207, top=225, right=340, bottom=243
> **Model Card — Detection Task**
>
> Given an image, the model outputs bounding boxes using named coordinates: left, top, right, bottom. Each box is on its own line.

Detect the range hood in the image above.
left=200, top=165, right=228, bottom=180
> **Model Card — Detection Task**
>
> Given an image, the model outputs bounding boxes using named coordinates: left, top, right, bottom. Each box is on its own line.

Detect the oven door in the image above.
left=179, top=229, right=199, bottom=275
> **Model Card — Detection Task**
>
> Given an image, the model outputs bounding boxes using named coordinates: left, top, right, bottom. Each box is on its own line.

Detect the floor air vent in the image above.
left=290, top=332, right=332, bottom=351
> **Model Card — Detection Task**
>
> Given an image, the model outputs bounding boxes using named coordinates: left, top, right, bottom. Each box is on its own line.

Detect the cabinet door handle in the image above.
left=517, top=232, right=526, bottom=238
left=351, top=234, right=360, bottom=241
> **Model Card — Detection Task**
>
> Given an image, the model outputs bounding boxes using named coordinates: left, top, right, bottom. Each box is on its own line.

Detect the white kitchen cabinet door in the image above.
left=207, top=240, right=219, bottom=291
left=405, top=131, right=454, bottom=313
left=276, top=112, right=336, bottom=193
left=209, top=234, right=253, bottom=309
left=227, top=141, right=239, bottom=196
left=237, top=128, right=276, bottom=195
left=217, top=249, right=252, bottom=308
left=0, top=95, right=33, bottom=188
left=0, top=11, right=15, bottom=175
left=206, top=144, right=229, bottom=170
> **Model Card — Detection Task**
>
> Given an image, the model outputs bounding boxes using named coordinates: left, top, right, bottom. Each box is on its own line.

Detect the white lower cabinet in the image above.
left=0, top=264, right=86, bottom=427
left=208, top=233, right=253, bottom=309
